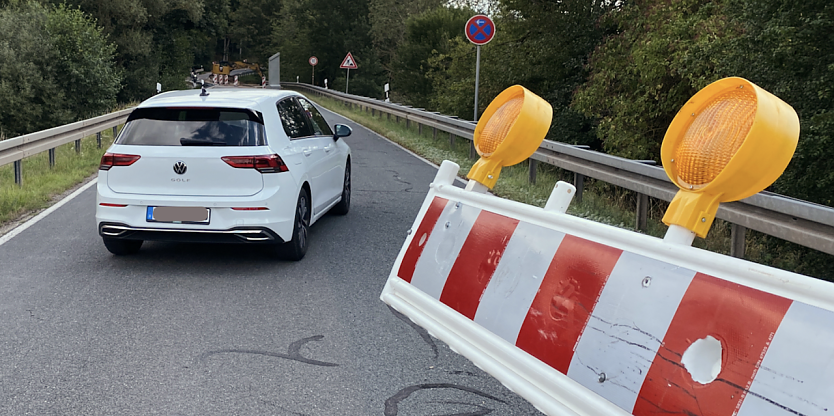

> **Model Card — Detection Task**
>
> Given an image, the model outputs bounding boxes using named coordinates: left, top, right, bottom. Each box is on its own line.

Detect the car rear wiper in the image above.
left=179, top=138, right=226, bottom=146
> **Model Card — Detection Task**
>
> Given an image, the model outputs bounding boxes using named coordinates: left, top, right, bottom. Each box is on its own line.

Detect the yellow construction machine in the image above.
left=211, top=61, right=264, bottom=81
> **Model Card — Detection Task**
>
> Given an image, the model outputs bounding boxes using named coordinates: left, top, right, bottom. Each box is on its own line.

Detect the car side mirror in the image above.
left=333, top=124, right=352, bottom=141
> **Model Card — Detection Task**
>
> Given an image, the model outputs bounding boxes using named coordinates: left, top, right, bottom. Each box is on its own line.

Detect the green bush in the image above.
left=0, top=1, right=120, bottom=138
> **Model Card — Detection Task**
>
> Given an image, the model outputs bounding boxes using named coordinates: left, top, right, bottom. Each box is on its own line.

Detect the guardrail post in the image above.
left=96, top=132, right=102, bottom=149
left=636, top=193, right=648, bottom=231
left=449, top=133, right=455, bottom=148
left=528, top=159, right=538, bottom=184
left=13, top=160, right=22, bottom=186
left=396, top=115, right=400, bottom=123
left=469, top=141, right=476, bottom=159
left=418, top=123, right=422, bottom=135
left=387, top=113, right=390, bottom=121
left=75, top=139, right=81, bottom=154
left=731, top=224, right=747, bottom=258
left=112, top=126, right=118, bottom=139
left=372, top=108, right=376, bottom=117
left=574, top=172, right=584, bottom=203
left=48, top=149, right=55, bottom=168
left=406, top=118, right=410, bottom=129
left=433, top=127, right=437, bottom=141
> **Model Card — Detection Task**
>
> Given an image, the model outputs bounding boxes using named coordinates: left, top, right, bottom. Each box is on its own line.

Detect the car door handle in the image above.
left=324, top=145, right=334, bottom=153
left=302, top=148, right=313, bottom=156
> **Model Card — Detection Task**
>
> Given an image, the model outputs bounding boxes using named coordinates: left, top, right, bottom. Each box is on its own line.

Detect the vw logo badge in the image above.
left=173, top=161, right=187, bottom=175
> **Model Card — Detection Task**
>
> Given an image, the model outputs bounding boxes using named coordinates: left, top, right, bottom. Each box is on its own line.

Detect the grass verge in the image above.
left=300, top=91, right=833, bottom=281
left=0, top=126, right=120, bottom=227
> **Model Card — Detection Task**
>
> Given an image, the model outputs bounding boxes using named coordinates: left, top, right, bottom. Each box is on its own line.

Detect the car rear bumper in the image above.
left=95, top=176, right=298, bottom=242
left=98, top=222, right=286, bottom=244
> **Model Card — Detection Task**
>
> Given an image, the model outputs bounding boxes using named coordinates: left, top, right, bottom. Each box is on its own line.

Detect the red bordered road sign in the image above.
left=465, top=15, right=495, bottom=45
left=340, top=52, right=357, bottom=69
left=309, top=56, right=318, bottom=66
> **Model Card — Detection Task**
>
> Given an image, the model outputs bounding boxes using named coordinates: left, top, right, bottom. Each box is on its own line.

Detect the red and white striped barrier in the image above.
left=381, top=161, right=834, bottom=416
left=234, top=75, right=239, bottom=86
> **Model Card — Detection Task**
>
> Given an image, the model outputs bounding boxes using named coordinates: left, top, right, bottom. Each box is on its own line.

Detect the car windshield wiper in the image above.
left=179, top=138, right=226, bottom=146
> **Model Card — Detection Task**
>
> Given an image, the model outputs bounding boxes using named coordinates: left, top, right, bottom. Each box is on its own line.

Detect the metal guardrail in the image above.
left=0, top=109, right=133, bottom=186
left=283, top=82, right=834, bottom=257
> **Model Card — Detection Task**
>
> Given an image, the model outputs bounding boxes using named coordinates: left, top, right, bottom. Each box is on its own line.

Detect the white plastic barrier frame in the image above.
left=380, top=160, right=834, bottom=416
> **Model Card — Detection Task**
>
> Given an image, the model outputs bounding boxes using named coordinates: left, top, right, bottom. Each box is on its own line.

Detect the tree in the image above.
left=229, top=0, right=281, bottom=65
left=391, top=6, right=472, bottom=108
left=47, top=3, right=121, bottom=119
left=0, top=1, right=120, bottom=138
left=573, top=0, right=736, bottom=158
left=270, top=0, right=386, bottom=97
left=368, top=0, right=442, bottom=73
left=717, top=0, right=834, bottom=206
left=57, top=0, right=208, bottom=101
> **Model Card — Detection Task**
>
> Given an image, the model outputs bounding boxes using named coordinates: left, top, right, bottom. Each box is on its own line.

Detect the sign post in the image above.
left=340, top=52, right=358, bottom=94
left=465, top=15, right=495, bottom=122
left=308, top=56, right=318, bottom=85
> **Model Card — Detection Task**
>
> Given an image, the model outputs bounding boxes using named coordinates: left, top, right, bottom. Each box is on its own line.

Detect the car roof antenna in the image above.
left=200, top=79, right=209, bottom=97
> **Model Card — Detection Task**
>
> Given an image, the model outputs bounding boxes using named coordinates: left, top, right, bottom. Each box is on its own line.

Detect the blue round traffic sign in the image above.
left=465, top=15, right=495, bottom=45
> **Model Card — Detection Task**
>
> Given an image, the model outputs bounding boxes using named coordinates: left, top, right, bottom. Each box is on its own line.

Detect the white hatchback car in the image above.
left=96, top=87, right=352, bottom=260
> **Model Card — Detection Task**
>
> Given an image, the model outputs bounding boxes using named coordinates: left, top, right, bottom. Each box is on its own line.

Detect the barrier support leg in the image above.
left=96, top=132, right=102, bottom=149
left=636, top=193, right=648, bottom=231
left=75, top=139, right=81, bottom=154
left=14, top=160, right=22, bottom=187
left=731, top=224, right=747, bottom=258
left=573, top=172, right=584, bottom=204
left=528, top=159, right=538, bottom=184
left=48, top=149, right=55, bottom=168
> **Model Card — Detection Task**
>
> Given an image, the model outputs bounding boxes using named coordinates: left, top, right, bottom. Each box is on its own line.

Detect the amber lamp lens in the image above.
left=675, top=88, right=757, bottom=189
left=477, top=95, right=524, bottom=157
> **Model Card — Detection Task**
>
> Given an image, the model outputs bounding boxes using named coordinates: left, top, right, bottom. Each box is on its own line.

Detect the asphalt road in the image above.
left=0, top=105, right=541, bottom=415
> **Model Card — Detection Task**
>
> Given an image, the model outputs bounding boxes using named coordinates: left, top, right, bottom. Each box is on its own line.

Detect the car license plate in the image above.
left=146, top=206, right=210, bottom=224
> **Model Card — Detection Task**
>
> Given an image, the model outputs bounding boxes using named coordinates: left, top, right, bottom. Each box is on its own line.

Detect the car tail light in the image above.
left=100, top=153, right=141, bottom=170
left=221, top=154, right=289, bottom=173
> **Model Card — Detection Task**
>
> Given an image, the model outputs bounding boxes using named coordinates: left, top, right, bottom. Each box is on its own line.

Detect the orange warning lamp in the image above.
left=467, top=85, right=552, bottom=189
left=661, top=77, right=799, bottom=238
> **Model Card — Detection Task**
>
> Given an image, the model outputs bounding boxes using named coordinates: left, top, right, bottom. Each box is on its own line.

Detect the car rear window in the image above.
left=117, top=107, right=266, bottom=146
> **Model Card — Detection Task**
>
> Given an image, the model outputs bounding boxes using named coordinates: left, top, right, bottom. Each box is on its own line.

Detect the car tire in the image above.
left=102, top=238, right=143, bottom=255
left=331, top=161, right=351, bottom=216
left=280, top=188, right=310, bottom=261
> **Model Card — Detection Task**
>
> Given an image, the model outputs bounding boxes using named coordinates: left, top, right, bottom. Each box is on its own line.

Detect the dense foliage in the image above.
left=0, top=0, right=120, bottom=137
left=1, top=0, right=832, bottom=207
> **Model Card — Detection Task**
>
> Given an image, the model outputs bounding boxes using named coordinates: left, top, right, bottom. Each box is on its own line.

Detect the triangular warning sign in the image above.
left=340, top=52, right=358, bottom=69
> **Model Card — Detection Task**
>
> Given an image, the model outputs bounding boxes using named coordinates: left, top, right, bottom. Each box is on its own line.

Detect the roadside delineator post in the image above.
left=380, top=78, right=831, bottom=416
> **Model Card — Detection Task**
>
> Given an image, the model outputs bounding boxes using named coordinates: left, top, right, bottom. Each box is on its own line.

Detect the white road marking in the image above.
left=0, top=178, right=98, bottom=247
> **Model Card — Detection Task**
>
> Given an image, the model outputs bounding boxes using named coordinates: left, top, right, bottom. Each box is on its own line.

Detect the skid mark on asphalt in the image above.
left=198, top=335, right=338, bottom=367
left=388, top=305, right=439, bottom=359
left=384, top=383, right=507, bottom=416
